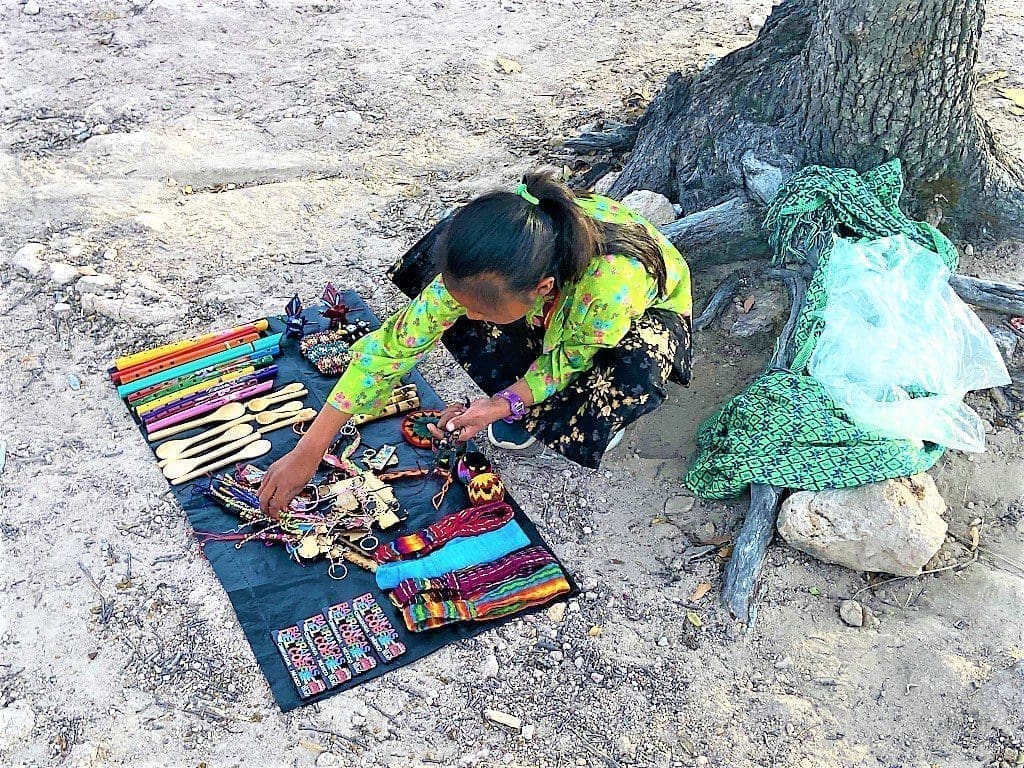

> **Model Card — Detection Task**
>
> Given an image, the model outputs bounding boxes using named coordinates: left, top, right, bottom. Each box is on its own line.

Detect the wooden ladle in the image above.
left=147, top=402, right=247, bottom=442
left=170, top=439, right=273, bottom=486
left=156, top=423, right=255, bottom=467
left=247, top=383, right=306, bottom=412
left=163, top=432, right=260, bottom=480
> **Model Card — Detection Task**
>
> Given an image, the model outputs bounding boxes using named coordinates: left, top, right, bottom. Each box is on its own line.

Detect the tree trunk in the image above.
left=608, top=0, right=1023, bottom=249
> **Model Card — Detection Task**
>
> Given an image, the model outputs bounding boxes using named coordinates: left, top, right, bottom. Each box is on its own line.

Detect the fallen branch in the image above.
left=720, top=267, right=806, bottom=625
left=659, top=196, right=759, bottom=251
left=693, top=273, right=740, bottom=332
left=949, top=274, right=1024, bottom=316
left=564, top=121, right=639, bottom=153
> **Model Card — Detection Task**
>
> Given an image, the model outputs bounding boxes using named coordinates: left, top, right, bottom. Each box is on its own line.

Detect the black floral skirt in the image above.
left=389, top=221, right=692, bottom=469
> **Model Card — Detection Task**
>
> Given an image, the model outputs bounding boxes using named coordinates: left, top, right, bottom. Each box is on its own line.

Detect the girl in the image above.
left=259, top=169, right=692, bottom=517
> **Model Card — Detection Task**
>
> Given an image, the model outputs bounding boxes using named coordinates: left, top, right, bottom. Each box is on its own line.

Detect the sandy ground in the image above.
left=2, top=1, right=1024, bottom=767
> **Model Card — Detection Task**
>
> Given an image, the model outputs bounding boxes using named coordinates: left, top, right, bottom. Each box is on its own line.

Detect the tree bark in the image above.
left=608, top=0, right=1023, bottom=242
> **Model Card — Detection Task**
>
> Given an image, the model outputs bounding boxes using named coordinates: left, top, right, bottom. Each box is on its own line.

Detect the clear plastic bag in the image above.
left=808, top=235, right=1011, bottom=452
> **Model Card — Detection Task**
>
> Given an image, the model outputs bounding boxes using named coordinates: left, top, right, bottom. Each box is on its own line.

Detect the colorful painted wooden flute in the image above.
left=113, top=319, right=270, bottom=371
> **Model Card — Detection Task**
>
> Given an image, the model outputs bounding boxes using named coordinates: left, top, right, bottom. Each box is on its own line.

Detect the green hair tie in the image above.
left=515, top=183, right=540, bottom=205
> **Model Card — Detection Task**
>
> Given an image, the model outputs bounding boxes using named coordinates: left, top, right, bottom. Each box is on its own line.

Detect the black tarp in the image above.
left=121, top=291, right=576, bottom=711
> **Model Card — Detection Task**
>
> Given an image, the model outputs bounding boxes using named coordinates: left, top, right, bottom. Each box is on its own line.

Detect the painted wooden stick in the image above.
left=145, top=380, right=273, bottom=435
left=114, top=318, right=269, bottom=371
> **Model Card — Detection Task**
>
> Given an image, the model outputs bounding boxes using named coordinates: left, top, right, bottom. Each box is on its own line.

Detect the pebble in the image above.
left=22, top=0, right=40, bottom=14
left=696, top=757, right=710, bottom=767
left=665, top=494, right=696, bottom=516
left=774, top=656, right=794, bottom=670
left=521, top=723, right=536, bottom=741
left=550, top=650, right=564, bottom=663
left=11, top=243, right=46, bottom=277
left=657, top=636, right=669, bottom=648
left=49, top=262, right=80, bottom=286
left=52, top=302, right=72, bottom=319
left=76, top=274, right=117, bottom=295
left=546, top=602, right=566, bottom=623
left=839, top=599, right=865, bottom=627
left=590, top=672, right=604, bottom=684
left=574, top=656, right=584, bottom=669
left=480, top=654, right=499, bottom=679
left=617, top=734, right=636, bottom=756
left=483, top=709, right=522, bottom=732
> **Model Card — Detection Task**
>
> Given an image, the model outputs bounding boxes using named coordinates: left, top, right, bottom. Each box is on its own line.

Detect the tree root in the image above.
left=720, top=266, right=806, bottom=625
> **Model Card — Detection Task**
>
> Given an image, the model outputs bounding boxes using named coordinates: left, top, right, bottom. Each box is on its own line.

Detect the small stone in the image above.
left=483, top=709, right=522, bottom=732
left=11, top=243, right=46, bottom=277
left=664, top=495, right=696, bottom=516
left=696, top=522, right=717, bottom=543
left=547, top=602, right=566, bottom=623
left=521, top=723, right=536, bottom=741
left=316, top=753, right=341, bottom=768
left=52, top=302, right=72, bottom=319
left=22, top=0, right=40, bottom=14
left=322, top=111, right=362, bottom=134
left=728, top=286, right=788, bottom=337
left=696, top=757, right=710, bottom=767
left=76, top=274, right=117, bottom=295
left=1002, top=748, right=1019, bottom=762
left=592, top=172, right=620, bottom=196
left=657, top=636, right=669, bottom=648
left=480, top=654, right=499, bottom=679
left=590, top=672, right=604, bottom=684
left=550, top=650, right=564, bottom=662
left=91, top=123, right=111, bottom=136
left=621, top=190, right=676, bottom=226
left=774, top=656, right=794, bottom=669
left=839, top=599, right=865, bottom=627
left=617, top=734, right=636, bottom=757
left=49, top=262, right=80, bottom=286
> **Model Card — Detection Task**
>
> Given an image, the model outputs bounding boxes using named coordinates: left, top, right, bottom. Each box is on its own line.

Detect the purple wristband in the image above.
left=495, top=389, right=527, bottom=423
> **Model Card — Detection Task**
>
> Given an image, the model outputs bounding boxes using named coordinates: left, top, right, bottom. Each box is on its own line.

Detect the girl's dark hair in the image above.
left=435, top=169, right=668, bottom=302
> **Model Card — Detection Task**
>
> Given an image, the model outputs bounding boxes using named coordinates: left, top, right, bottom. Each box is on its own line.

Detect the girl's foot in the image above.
left=487, top=420, right=538, bottom=451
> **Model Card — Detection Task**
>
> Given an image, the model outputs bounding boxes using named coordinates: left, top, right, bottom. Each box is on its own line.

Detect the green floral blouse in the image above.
left=327, top=195, right=692, bottom=415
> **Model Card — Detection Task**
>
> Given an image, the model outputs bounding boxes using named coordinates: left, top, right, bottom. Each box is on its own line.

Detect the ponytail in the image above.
left=437, top=167, right=668, bottom=298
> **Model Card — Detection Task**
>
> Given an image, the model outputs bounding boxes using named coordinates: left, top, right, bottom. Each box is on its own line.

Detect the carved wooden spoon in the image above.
left=156, top=423, right=255, bottom=467
left=247, top=383, right=306, bottom=412
left=147, top=402, right=247, bottom=442
left=154, top=412, right=256, bottom=460
left=163, top=432, right=260, bottom=480
left=170, top=439, right=273, bottom=486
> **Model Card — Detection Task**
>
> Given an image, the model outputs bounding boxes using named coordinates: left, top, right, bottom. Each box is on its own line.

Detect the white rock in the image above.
left=621, top=190, right=676, bottom=226
left=521, top=723, right=536, bottom=741
left=0, top=701, right=35, bottom=750
left=546, top=602, right=566, bottom=623
left=53, top=302, right=72, bottom=319
left=480, top=653, right=499, bottom=679
left=777, top=474, right=948, bottom=576
left=664, top=494, right=696, bottom=515
left=11, top=243, right=46, bottom=276
left=592, top=172, right=620, bottom=196
left=91, top=123, right=110, bottom=136
left=838, top=599, right=865, bottom=627
left=49, top=262, right=80, bottom=286
left=76, top=274, right=117, bottom=295
left=323, top=111, right=362, bottom=134
left=483, top=708, right=522, bottom=731
left=315, top=753, right=341, bottom=767
left=22, top=1, right=40, bottom=15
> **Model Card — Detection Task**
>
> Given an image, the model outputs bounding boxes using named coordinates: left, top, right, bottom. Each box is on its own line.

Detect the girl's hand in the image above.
left=429, top=396, right=509, bottom=442
left=258, top=443, right=322, bottom=519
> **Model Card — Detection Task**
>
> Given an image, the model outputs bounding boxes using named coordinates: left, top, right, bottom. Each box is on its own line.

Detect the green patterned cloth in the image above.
left=686, top=160, right=950, bottom=500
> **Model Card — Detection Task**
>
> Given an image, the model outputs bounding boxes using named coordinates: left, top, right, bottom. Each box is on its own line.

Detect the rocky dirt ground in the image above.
left=2, top=1, right=1024, bottom=767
